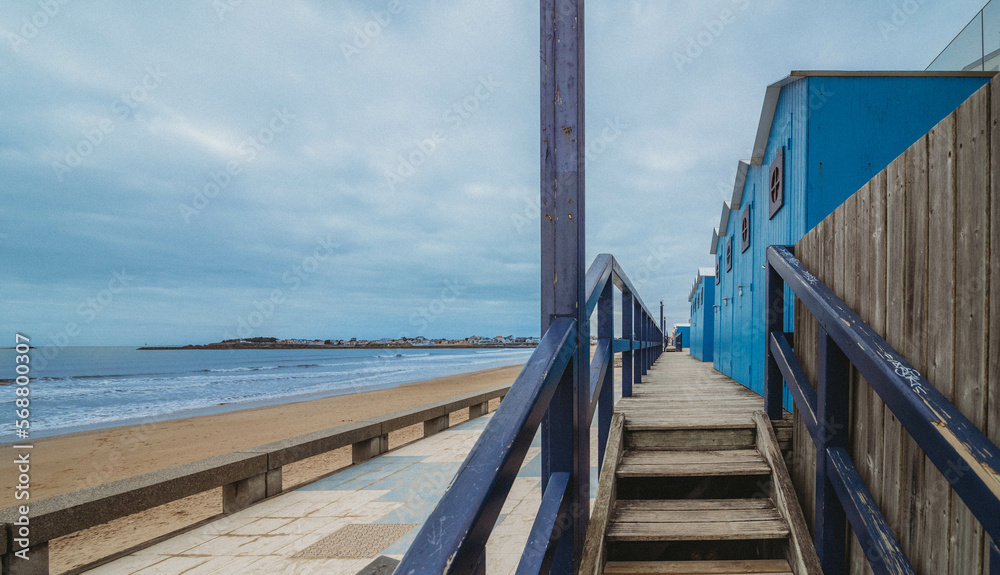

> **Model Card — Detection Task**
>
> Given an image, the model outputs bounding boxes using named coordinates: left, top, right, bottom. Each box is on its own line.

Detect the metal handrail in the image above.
left=764, top=245, right=1000, bottom=575
left=396, top=254, right=663, bottom=574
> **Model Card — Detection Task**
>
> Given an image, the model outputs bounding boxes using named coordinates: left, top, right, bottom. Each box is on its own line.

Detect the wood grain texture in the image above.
left=867, top=170, right=888, bottom=522
left=580, top=412, right=624, bottom=575
left=616, top=449, right=770, bottom=478
left=603, top=559, right=793, bottom=574
left=882, top=153, right=906, bottom=542
left=950, top=81, right=989, bottom=575
left=899, top=139, right=928, bottom=568
left=607, top=499, right=789, bottom=541
left=921, top=109, right=957, bottom=575
left=792, top=225, right=819, bottom=532
left=988, top=71, right=1000, bottom=575
left=849, top=183, right=871, bottom=575
left=754, top=412, right=823, bottom=575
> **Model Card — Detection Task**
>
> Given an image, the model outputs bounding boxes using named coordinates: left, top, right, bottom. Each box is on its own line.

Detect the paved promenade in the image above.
left=86, top=397, right=606, bottom=575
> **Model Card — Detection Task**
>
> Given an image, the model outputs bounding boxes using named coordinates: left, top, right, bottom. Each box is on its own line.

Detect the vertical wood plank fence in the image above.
left=789, top=76, right=1000, bottom=575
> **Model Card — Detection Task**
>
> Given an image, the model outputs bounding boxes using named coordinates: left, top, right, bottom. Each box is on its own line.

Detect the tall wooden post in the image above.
left=540, top=0, right=587, bottom=571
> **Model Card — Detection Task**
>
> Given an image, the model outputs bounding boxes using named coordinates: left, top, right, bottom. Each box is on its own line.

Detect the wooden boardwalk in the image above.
left=582, top=352, right=820, bottom=575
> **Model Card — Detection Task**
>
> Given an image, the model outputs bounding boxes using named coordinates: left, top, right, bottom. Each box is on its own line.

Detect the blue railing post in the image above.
left=764, top=257, right=785, bottom=420
left=638, top=314, right=643, bottom=374
left=641, top=314, right=646, bottom=372
left=648, top=317, right=653, bottom=366
left=648, top=316, right=653, bottom=368
left=815, top=325, right=849, bottom=575
left=539, top=0, right=587, bottom=570
left=659, top=301, right=664, bottom=354
left=639, top=313, right=646, bottom=376
left=633, top=300, right=642, bottom=387
left=472, top=554, right=485, bottom=575
left=644, top=315, right=650, bottom=371
left=622, top=290, right=633, bottom=398
left=597, top=279, right=614, bottom=470
left=991, top=540, right=999, bottom=575
left=651, top=320, right=654, bottom=363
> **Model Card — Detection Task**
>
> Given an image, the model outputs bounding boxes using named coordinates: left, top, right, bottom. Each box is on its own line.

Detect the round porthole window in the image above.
left=768, top=146, right=784, bottom=219
left=740, top=208, right=750, bottom=253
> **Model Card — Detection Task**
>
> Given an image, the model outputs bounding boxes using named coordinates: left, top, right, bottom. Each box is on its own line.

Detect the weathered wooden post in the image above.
left=660, top=300, right=664, bottom=352
left=633, top=300, right=642, bottom=385
left=622, top=291, right=633, bottom=398
left=815, top=326, right=849, bottom=575
left=540, top=0, right=587, bottom=570
left=597, top=280, right=614, bottom=470
left=764, top=257, right=784, bottom=420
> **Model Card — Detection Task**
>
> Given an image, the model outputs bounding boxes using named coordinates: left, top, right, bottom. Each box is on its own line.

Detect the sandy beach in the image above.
left=2, top=364, right=522, bottom=574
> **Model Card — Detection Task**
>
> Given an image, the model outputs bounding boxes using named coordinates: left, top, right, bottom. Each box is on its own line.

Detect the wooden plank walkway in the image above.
left=616, top=352, right=793, bottom=449
left=581, top=351, right=819, bottom=575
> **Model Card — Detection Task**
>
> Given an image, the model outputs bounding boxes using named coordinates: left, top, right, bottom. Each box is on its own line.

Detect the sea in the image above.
left=0, top=346, right=533, bottom=443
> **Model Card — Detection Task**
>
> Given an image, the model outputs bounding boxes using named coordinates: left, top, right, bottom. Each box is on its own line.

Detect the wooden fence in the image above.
left=791, top=75, right=999, bottom=574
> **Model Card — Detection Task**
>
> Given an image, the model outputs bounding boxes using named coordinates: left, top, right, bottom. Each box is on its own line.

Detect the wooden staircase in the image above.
left=580, top=355, right=821, bottom=575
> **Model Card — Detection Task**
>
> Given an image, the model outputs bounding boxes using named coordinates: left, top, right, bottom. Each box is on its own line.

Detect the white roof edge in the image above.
left=730, top=160, right=750, bottom=209
left=789, top=70, right=996, bottom=78
left=718, top=202, right=732, bottom=237
left=689, top=267, right=717, bottom=301
left=710, top=228, right=719, bottom=255
left=751, top=75, right=804, bottom=165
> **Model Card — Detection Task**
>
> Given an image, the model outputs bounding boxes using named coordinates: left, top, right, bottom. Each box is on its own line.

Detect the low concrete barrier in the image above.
left=0, top=384, right=509, bottom=575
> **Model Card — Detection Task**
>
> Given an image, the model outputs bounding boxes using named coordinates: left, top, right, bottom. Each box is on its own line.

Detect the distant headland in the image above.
left=138, top=335, right=540, bottom=350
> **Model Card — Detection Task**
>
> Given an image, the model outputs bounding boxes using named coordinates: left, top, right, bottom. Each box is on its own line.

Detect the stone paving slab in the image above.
left=87, top=380, right=618, bottom=575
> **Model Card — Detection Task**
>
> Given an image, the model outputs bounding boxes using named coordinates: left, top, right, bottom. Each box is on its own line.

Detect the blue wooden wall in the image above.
left=674, top=325, right=690, bottom=350
left=805, top=76, right=991, bottom=229
left=688, top=276, right=714, bottom=362
left=711, top=74, right=991, bottom=412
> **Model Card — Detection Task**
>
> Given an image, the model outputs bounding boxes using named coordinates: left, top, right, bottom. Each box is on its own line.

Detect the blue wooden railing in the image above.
left=395, top=254, right=662, bottom=574
left=764, top=245, right=1000, bottom=575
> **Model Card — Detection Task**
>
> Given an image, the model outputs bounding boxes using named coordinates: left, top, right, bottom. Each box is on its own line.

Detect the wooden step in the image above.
left=625, top=426, right=792, bottom=452
left=626, top=428, right=756, bottom=451
left=607, top=499, right=789, bottom=542
left=603, top=559, right=793, bottom=574
left=617, top=450, right=770, bottom=478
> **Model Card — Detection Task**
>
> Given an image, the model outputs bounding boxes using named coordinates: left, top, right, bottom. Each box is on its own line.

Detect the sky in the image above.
left=0, top=0, right=988, bottom=347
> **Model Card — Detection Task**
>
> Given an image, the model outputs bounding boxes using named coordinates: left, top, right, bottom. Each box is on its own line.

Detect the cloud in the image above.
left=0, top=0, right=987, bottom=345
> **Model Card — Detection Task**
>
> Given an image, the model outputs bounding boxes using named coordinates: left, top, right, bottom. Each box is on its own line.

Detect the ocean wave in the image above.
left=198, top=365, right=281, bottom=373
left=474, top=349, right=523, bottom=354
left=1, top=348, right=533, bottom=441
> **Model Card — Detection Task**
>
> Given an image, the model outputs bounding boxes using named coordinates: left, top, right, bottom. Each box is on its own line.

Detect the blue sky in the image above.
left=0, top=0, right=986, bottom=346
